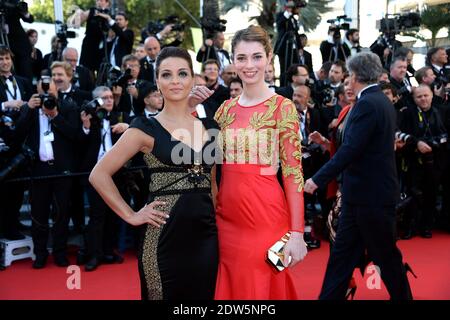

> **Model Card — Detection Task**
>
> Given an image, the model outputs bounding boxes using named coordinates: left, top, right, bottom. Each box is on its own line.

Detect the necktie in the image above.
left=3, top=75, right=13, bottom=82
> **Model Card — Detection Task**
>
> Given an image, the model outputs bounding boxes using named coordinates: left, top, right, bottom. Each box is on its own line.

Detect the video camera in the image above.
left=326, top=15, right=352, bottom=44
left=377, top=12, right=421, bottom=34
left=0, top=0, right=29, bottom=15
left=55, top=21, right=76, bottom=45
left=81, top=97, right=108, bottom=121
left=315, top=79, right=337, bottom=105
left=38, top=76, right=57, bottom=110
left=200, top=16, right=227, bottom=40
left=147, top=15, right=186, bottom=36
left=107, top=66, right=132, bottom=89
left=286, top=0, right=307, bottom=8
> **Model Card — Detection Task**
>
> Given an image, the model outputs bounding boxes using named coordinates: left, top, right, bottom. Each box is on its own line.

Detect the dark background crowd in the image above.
left=0, top=0, right=449, bottom=271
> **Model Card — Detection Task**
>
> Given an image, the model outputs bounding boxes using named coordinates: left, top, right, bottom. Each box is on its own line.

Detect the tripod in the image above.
left=327, top=40, right=348, bottom=62
left=276, top=30, right=298, bottom=87
left=0, top=11, right=10, bottom=47
left=96, top=29, right=111, bottom=86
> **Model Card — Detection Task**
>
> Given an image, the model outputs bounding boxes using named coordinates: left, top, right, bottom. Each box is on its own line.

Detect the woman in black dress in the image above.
left=89, top=47, right=219, bottom=300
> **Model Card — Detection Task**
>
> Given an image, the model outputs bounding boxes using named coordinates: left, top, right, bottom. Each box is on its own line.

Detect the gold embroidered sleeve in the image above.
left=277, top=98, right=304, bottom=192
left=214, top=98, right=237, bottom=130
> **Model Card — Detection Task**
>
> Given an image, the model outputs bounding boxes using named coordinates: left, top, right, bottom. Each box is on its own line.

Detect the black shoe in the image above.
left=32, top=254, right=48, bottom=269
left=54, top=254, right=70, bottom=267
left=304, top=233, right=321, bottom=250
left=3, top=231, right=25, bottom=241
left=102, top=253, right=124, bottom=264
left=85, top=257, right=100, bottom=272
left=76, top=250, right=87, bottom=265
left=420, top=230, right=432, bottom=238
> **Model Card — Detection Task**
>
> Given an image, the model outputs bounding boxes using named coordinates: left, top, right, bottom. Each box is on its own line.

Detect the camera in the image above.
left=201, top=17, right=227, bottom=39
left=397, top=84, right=412, bottom=98
left=55, top=21, right=76, bottom=46
left=108, top=67, right=132, bottom=89
left=81, top=97, right=108, bottom=120
left=0, top=145, right=34, bottom=182
left=0, top=0, right=28, bottom=15
left=377, top=12, right=421, bottom=34
left=315, top=80, right=337, bottom=105
left=326, top=15, right=352, bottom=43
left=38, top=76, right=57, bottom=110
left=395, top=131, right=412, bottom=143
left=432, top=65, right=450, bottom=89
left=146, top=15, right=186, bottom=38
left=424, top=134, right=448, bottom=150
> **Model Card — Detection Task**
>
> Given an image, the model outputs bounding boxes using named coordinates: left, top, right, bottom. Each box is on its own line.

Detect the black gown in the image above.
left=129, top=116, right=219, bottom=300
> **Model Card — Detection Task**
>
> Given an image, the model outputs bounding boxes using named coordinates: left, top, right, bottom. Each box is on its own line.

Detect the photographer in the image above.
left=276, top=63, right=311, bottom=100
left=3, top=0, right=34, bottom=78
left=370, top=31, right=403, bottom=69
left=320, top=26, right=351, bottom=64
left=298, top=34, right=313, bottom=76
left=0, top=46, right=33, bottom=240
left=399, top=85, right=447, bottom=239
left=426, top=47, right=448, bottom=78
left=79, top=86, right=129, bottom=271
left=62, top=47, right=95, bottom=92
left=115, top=54, right=150, bottom=117
left=196, top=31, right=230, bottom=73
left=75, top=0, right=112, bottom=73
left=389, top=55, right=413, bottom=110
left=343, top=28, right=362, bottom=57
left=14, top=75, right=80, bottom=268
left=138, top=36, right=160, bottom=85
left=274, top=0, right=304, bottom=86
left=94, top=11, right=134, bottom=68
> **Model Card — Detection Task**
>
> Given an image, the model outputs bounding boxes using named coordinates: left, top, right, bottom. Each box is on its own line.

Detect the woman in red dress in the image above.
left=214, top=25, right=308, bottom=300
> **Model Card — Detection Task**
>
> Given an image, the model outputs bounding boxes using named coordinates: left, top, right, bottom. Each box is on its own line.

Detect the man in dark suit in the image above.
left=304, top=52, right=413, bottom=300
left=116, top=54, right=150, bottom=116
left=62, top=47, right=95, bottom=92
left=14, top=77, right=80, bottom=269
left=79, top=86, right=129, bottom=271
left=274, top=1, right=302, bottom=86
left=276, top=64, right=310, bottom=100
left=138, top=36, right=160, bottom=85
left=343, top=29, right=362, bottom=57
left=299, top=34, right=313, bottom=75
left=0, top=46, right=33, bottom=240
left=5, top=1, right=34, bottom=78
left=95, top=11, right=134, bottom=68
left=320, top=26, right=351, bottom=64
left=196, top=31, right=231, bottom=73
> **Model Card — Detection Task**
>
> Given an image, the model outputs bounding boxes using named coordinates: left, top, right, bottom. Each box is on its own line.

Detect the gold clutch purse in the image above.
left=266, top=232, right=292, bottom=272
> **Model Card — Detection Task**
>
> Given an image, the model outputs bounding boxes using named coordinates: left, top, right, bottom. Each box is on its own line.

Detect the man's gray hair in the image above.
left=346, top=52, right=383, bottom=84
left=92, top=86, right=111, bottom=98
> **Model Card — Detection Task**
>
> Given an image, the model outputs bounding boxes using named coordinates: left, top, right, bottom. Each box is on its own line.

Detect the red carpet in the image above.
left=1, top=231, right=449, bottom=300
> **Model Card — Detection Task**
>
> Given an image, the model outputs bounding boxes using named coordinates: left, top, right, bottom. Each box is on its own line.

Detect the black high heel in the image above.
left=345, top=286, right=357, bottom=300
left=405, top=263, right=418, bottom=278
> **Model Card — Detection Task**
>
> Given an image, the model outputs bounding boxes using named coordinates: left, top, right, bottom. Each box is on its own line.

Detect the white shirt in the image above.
left=144, top=109, right=159, bottom=118
left=1, top=75, right=22, bottom=111
left=357, top=83, right=379, bottom=100
left=38, top=109, right=55, bottom=161
left=432, top=64, right=443, bottom=73
left=98, top=118, right=113, bottom=162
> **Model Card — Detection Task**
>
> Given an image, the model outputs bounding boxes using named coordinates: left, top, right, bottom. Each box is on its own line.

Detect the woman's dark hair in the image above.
left=155, top=47, right=194, bottom=78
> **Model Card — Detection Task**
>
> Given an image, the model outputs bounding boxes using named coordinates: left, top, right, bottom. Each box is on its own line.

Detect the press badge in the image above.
left=43, top=131, right=54, bottom=142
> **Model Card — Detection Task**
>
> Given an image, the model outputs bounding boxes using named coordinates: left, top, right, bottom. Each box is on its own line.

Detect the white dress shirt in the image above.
left=38, top=109, right=55, bottom=161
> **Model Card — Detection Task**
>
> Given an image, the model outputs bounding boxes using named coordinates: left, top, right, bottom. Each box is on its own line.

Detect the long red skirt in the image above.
left=214, top=164, right=299, bottom=300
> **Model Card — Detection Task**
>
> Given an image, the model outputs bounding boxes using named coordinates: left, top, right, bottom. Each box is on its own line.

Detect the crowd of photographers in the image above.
left=0, top=0, right=449, bottom=271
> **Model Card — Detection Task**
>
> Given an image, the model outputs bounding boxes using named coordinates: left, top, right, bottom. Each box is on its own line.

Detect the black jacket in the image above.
left=138, top=57, right=156, bottom=84
left=16, top=100, right=80, bottom=173
left=313, top=85, right=400, bottom=206
left=320, top=41, right=350, bottom=64
left=108, top=24, right=134, bottom=67
left=74, top=65, right=95, bottom=92
left=0, top=75, right=33, bottom=103
left=79, top=111, right=130, bottom=171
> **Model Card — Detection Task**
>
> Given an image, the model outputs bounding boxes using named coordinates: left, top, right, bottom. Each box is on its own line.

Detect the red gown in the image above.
left=214, top=94, right=305, bottom=299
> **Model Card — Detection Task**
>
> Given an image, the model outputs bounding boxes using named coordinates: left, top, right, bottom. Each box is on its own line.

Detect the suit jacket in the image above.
left=15, top=100, right=80, bottom=173
left=74, top=65, right=95, bottom=92
left=108, top=24, right=134, bottom=67
left=312, top=85, right=400, bottom=206
left=59, top=88, right=92, bottom=109
left=0, top=75, right=33, bottom=103
left=299, top=49, right=313, bottom=74
left=196, top=46, right=231, bottom=68
left=79, top=111, right=130, bottom=171
left=138, top=57, right=156, bottom=84
left=275, top=86, right=294, bottom=100
left=117, top=79, right=151, bottom=116
left=320, top=41, right=350, bottom=64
